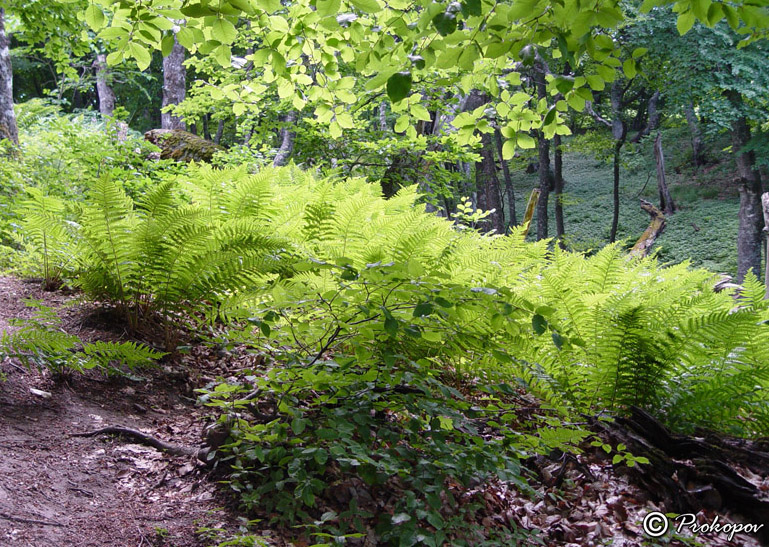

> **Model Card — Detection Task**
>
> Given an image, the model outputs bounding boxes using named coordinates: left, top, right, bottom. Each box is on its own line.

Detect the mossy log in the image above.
left=144, top=129, right=223, bottom=162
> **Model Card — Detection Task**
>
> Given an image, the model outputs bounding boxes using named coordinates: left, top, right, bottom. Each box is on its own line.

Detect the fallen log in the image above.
left=630, top=199, right=665, bottom=257
left=590, top=407, right=769, bottom=543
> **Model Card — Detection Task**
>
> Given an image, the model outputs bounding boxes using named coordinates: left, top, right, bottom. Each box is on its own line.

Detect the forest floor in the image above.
left=0, top=276, right=260, bottom=547
left=1, top=276, right=767, bottom=547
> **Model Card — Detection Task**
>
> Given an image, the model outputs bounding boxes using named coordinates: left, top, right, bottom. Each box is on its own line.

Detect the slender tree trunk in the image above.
left=161, top=36, right=186, bottom=130
left=203, top=113, right=211, bottom=140
left=214, top=119, right=225, bottom=144
left=609, top=81, right=627, bottom=244
left=494, top=128, right=517, bottom=227
left=762, top=193, right=769, bottom=297
left=0, top=9, right=19, bottom=146
left=632, top=91, right=660, bottom=142
left=379, top=101, right=387, bottom=132
left=534, top=63, right=551, bottom=241
left=729, top=97, right=763, bottom=281
left=684, top=102, right=706, bottom=168
left=476, top=131, right=504, bottom=233
left=553, top=133, right=565, bottom=244
left=273, top=111, right=297, bottom=167
left=654, top=132, right=675, bottom=215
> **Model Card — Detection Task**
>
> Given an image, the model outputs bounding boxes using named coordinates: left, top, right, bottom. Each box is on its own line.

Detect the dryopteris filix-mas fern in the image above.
left=14, top=163, right=769, bottom=436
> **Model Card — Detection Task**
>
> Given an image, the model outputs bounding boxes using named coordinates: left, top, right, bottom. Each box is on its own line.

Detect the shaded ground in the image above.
left=0, top=277, right=247, bottom=547
left=1, top=276, right=766, bottom=546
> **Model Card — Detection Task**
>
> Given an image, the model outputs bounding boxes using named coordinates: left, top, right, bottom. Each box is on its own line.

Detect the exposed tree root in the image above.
left=0, top=511, right=64, bottom=527
left=591, top=407, right=769, bottom=543
left=71, top=426, right=209, bottom=462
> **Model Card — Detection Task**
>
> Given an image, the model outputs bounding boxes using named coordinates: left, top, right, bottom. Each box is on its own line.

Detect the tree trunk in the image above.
left=494, top=128, right=517, bottom=227
left=609, top=81, right=627, bottom=244
left=762, top=193, right=769, bottom=298
left=0, top=8, right=18, bottom=146
left=379, top=102, right=387, bottom=132
left=731, top=111, right=763, bottom=282
left=654, top=132, right=675, bottom=215
left=553, top=133, right=565, bottom=244
left=161, top=36, right=186, bottom=131
left=476, top=131, right=505, bottom=234
left=685, top=102, right=706, bottom=168
left=273, top=111, right=297, bottom=167
left=632, top=91, right=660, bottom=143
left=214, top=119, right=225, bottom=144
left=534, top=63, right=551, bottom=241
left=203, top=113, right=211, bottom=140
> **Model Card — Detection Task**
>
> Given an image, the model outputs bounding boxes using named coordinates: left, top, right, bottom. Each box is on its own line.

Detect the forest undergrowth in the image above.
left=1, top=109, right=768, bottom=546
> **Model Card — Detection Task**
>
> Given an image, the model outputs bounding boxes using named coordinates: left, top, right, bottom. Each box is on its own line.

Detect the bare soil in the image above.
left=0, top=277, right=245, bottom=547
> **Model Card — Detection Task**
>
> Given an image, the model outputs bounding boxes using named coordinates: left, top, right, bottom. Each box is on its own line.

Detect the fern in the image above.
left=16, top=188, right=79, bottom=288
left=0, top=301, right=162, bottom=375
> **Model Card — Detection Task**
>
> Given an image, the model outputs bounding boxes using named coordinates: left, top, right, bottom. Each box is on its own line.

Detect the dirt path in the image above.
left=0, top=278, right=247, bottom=546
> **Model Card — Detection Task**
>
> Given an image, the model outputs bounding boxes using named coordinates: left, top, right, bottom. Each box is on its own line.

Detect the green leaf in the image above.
left=462, top=0, right=482, bottom=17
left=632, top=47, right=647, bottom=59
left=161, top=35, right=175, bottom=57
left=85, top=5, right=106, bottom=31
left=229, top=0, right=255, bottom=14
left=386, top=72, right=412, bottom=103
left=544, top=106, right=557, bottom=126
left=677, top=11, right=696, bottom=35
left=291, top=417, right=307, bottom=435
left=413, top=302, right=433, bottom=317
left=211, top=18, right=238, bottom=44
left=485, top=40, right=512, bottom=59
left=552, top=331, right=563, bottom=350
left=532, top=314, right=547, bottom=335
left=502, top=139, right=516, bottom=160
left=517, top=133, right=536, bottom=149
left=128, top=42, right=152, bottom=71
left=554, top=76, right=574, bottom=94
left=384, top=315, right=399, bottom=336
left=314, top=448, right=328, bottom=465
left=432, top=13, right=457, bottom=36
left=214, top=44, right=232, bottom=67
left=181, top=3, right=218, bottom=17
left=317, top=0, right=342, bottom=17
left=350, top=0, right=381, bottom=13
left=622, top=58, right=637, bottom=79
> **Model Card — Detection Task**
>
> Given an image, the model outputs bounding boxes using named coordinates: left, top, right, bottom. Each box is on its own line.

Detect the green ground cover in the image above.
left=509, top=131, right=745, bottom=276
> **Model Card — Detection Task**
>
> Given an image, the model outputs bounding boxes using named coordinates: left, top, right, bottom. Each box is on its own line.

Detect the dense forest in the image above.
left=0, top=0, right=768, bottom=545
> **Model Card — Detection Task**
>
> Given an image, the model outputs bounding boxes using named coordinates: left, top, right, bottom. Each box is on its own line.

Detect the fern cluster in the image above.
left=11, top=163, right=769, bottom=436
left=510, top=246, right=769, bottom=436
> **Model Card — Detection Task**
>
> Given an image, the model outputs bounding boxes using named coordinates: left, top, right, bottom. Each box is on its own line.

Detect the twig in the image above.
left=0, top=511, right=65, bottom=527
left=2, top=359, right=26, bottom=374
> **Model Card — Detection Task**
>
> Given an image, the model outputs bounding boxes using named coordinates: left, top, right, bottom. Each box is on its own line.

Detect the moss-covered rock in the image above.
left=144, top=129, right=223, bottom=162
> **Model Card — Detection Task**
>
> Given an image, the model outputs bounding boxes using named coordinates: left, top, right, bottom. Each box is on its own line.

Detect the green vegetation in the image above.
left=0, top=0, right=768, bottom=544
